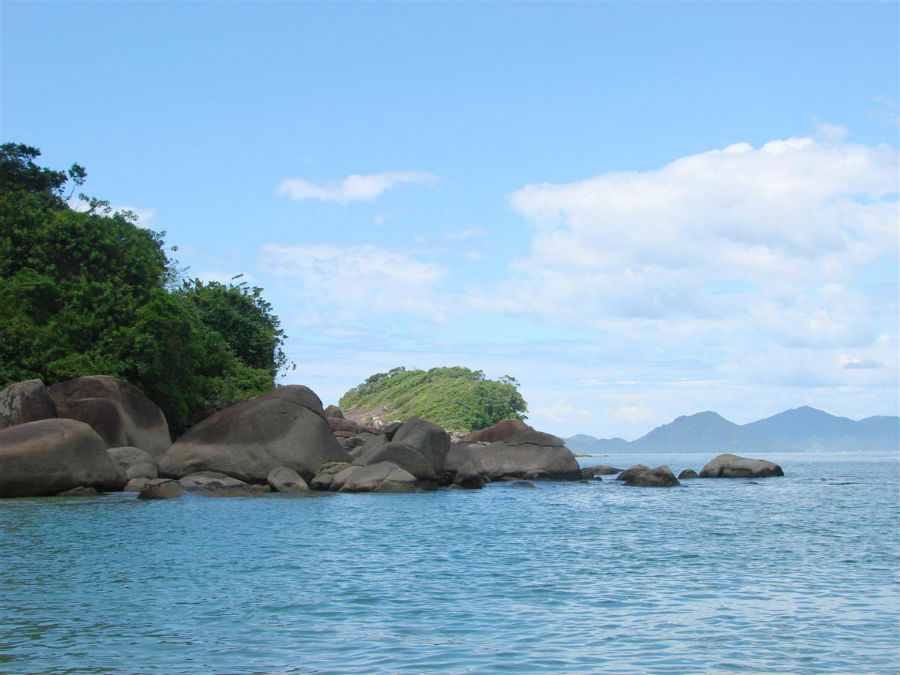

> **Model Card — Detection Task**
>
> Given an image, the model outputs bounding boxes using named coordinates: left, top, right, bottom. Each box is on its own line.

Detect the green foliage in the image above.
left=0, top=143, right=288, bottom=436
left=339, top=366, right=528, bottom=431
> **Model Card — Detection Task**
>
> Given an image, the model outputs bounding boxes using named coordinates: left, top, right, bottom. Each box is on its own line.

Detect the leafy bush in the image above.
left=339, top=366, right=528, bottom=431
left=0, top=143, right=287, bottom=436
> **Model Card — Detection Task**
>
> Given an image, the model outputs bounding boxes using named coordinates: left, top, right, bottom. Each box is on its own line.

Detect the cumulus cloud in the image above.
left=278, top=171, right=438, bottom=203
left=611, top=405, right=655, bottom=424
left=533, top=398, right=592, bottom=423
left=498, top=134, right=898, bottom=352
left=259, top=243, right=447, bottom=320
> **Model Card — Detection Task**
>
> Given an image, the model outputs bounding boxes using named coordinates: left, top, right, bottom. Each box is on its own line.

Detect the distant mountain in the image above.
left=744, top=406, right=899, bottom=451
left=568, top=406, right=899, bottom=454
left=565, top=434, right=630, bottom=454
left=631, top=411, right=776, bottom=453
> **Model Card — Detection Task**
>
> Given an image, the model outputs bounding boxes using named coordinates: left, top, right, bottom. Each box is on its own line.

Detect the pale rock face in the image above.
left=699, top=454, right=784, bottom=478
left=0, top=379, right=57, bottom=428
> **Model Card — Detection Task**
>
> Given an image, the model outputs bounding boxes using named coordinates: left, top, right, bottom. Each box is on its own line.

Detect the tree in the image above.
left=0, top=143, right=288, bottom=436
left=339, top=366, right=528, bottom=431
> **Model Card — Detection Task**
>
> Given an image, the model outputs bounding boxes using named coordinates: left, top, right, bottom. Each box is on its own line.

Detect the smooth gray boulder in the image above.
left=178, top=471, right=267, bottom=497
left=138, top=478, right=185, bottom=500
left=267, top=466, right=309, bottom=493
left=392, top=416, right=450, bottom=474
left=336, top=462, right=419, bottom=493
left=699, top=453, right=784, bottom=478
left=678, top=468, right=699, bottom=479
left=615, top=465, right=650, bottom=481
left=108, top=446, right=159, bottom=479
left=0, top=379, right=57, bottom=428
left=48, top=375, right=171, bottom=458
left=0, top=418, right=126, bottom=497
left=502, top=480, right=536, bottom=489
left=354, top=441, right=435, bottom=480
left=622, top=465, right=680, bottom=487
left=444, top=443, right=489, bottom=489
left=469, top=435, right=581, bottom=481
left=160, top=386, right=350, bottom=483
left=324, top=405, right=344, bottom=419
left=461, top=419, right=534, bottom=443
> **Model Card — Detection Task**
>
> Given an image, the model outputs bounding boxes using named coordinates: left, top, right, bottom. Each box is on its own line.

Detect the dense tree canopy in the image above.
left=339, top=366, right=528, bottom=431
left=0, top=143, right=288, bottom=436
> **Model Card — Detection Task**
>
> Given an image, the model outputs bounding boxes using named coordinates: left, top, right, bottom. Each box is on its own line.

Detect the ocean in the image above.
left=1, top=450, right=898, bottom=675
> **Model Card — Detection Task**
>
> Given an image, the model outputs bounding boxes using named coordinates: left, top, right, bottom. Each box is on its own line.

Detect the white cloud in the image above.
left=499, top=134, right=898, bottom=350
left=259, top=243, right=447, bottom=320
left=533, top=398, right=592, bottom=424
left=611, top=405, right=655, bottom=424
left=278, top=171, right=438, bottom=203
left=67, top=198, right=156, bottom=228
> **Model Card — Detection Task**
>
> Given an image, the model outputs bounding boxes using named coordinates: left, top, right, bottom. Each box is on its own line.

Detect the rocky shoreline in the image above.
left=0, top=376, right=784, bottom=499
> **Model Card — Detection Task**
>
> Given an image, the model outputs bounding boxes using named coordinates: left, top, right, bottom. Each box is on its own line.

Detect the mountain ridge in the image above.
left=567, top=406, right=899, bottom=453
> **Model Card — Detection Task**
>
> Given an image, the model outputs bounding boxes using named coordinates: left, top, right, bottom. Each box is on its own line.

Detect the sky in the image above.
left=2, top=1, right=898, bottom=439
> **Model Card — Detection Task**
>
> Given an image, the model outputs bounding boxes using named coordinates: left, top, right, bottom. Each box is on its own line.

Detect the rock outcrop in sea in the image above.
left=699, top=453, right=784, bottom=478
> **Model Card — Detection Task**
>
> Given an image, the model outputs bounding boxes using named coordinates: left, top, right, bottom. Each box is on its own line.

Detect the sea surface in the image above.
left=1, top=450, right=898, bottom=675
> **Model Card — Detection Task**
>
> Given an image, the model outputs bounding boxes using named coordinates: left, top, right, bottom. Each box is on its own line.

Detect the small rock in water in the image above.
left=503, top=480, right=536, bottom=489
left=138, top=479, right=185, bottom=500
left=678, top=469, right=699, bottom=479
left=55, top=486, right=99, bottom=497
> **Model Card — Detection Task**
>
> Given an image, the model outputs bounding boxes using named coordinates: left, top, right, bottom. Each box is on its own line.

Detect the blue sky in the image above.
left=3, top=2, right=898, bottom=438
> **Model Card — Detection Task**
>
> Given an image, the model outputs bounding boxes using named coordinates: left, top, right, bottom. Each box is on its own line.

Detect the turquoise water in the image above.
left=1, top=451, right=898, bottom=675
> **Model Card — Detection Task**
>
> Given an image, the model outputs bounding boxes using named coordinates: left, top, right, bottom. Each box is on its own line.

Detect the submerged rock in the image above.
left=0, top=418, right=126, bottom=498
left=178, top=471, right=267, bottom=497
left=581, top=464, right=622, bottom=478
left=699, top=453, right=784, bottom=478
left=56, top=486, right=100, bottom=497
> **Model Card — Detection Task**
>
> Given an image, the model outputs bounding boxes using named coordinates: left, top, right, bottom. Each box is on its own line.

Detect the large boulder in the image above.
left=461, top=419, right=534, bottom=443
left=444, top=443, right=489, bottom=489
left=467, top=429, right=581, bottom=481
left=392, top=416, right=450, bottom=473
left=351, top=416, right=451, bottom=486
left=621, top=465, right=680, bottom=487
left=48, top=376, right=171, bottom=458
left=354, top=441, right=436, bottom=480
left=336, top=462, right=419, bottom=493
left=0, top=418, right=126, bottom=497
left=615, top=465, right=650, bottom=481
left=0, top=379, right=57, bottom=428
left=160, top=386, right=350, bottom=483
left=699, top=453, right=784, bottom=478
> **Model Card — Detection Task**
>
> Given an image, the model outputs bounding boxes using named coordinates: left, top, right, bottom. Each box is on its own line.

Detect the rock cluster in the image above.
left=0, top=375, right=787, bottom=500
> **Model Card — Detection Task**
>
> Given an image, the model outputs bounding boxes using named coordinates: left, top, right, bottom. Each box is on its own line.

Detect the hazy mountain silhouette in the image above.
left=567, top=406, right=899, bottom=453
